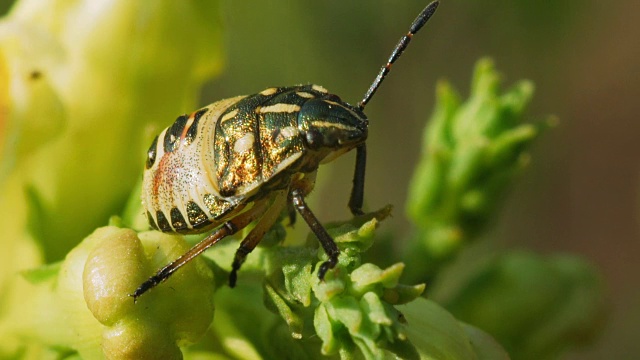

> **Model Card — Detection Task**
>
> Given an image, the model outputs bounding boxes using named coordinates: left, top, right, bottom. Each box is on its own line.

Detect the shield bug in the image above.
left=132, top=1, right=439, bottom=300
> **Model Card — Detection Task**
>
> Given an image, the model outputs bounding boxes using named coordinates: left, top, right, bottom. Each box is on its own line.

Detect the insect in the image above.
left=132, top=1, right=439, bottom=300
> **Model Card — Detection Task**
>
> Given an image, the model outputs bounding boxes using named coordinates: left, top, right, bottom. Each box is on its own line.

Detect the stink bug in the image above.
left=132, top=1, right=439, bottom=300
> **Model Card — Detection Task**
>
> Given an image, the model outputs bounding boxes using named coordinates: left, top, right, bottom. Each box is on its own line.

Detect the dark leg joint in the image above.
left=317, top=251, right=339, bottom=281
left=224, top=222, right=237, bottom=234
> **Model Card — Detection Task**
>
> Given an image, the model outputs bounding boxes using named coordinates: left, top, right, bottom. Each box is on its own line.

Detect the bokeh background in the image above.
left=2, top=0, right=637, bottom=358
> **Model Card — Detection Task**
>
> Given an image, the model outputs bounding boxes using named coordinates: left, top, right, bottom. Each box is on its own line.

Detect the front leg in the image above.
left=290, top=188, right=340, bottom=280
left=348, top=144, right=367, bottom=216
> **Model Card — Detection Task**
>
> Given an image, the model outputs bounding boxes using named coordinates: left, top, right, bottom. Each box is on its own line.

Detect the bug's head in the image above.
left=297, top=97, right=368, bottom=157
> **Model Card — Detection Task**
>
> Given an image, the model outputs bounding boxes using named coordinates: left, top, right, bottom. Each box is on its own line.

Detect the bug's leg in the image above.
left=290, top=188, right=340, bottom=280
left=348, top=144, right=367, bottom=216
left=229, top=191, right=287, bottom=287
left=286, top=191, right=297, bottom=226
left=130, top=199, right=271, bottom=302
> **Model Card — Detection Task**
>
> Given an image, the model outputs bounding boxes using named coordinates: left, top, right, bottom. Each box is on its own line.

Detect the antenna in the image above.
left=357, top=0, right=439, bottom=110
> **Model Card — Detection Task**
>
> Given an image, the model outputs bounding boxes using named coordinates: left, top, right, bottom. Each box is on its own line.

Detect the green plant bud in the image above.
left=350, top=263, right=403, bottom=295
left=276, top=247, right=316, bottom=307
left=405, top=58, right=553, bottom=278
left=263, top=208, right=431, bottom=360
left=361, top=292, right=393, bottom=327
left=382, top=283, right=427, bottom=306
left=314, top=302, right=343, bottom=356
left=4, top=226, right=215, bottom=359
left=264, top=282, right=305, bottom=339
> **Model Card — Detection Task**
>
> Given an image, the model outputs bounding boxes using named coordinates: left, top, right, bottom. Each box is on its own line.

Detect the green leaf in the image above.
left=400, top=298, right=509, bottom=360
left=432, top=251, right=605, bottom=360
left=405, top=58, right=554, bottom=279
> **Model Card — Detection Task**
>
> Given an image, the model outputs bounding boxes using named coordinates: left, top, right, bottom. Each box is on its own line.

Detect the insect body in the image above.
left=143, top=85, right=366, bottom=234
left=132, top=1, right=439, bottom=300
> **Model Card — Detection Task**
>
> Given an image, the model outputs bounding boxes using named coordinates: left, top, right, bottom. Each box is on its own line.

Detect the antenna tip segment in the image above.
left=357, top=0, right=440, bottom=111
left=410, top=1, right=440, bottom=34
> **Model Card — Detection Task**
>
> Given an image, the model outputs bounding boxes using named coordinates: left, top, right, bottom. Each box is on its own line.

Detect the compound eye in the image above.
left=304, top=129, right=323, bottom=150
left=146, top=135, right=159, bottom=169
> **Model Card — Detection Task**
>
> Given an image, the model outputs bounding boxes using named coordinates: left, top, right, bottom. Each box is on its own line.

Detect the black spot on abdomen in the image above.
left=164, top=115, right=188, bottom=153
left=170, top=207, right=188, bottom=231
left=155, top=210, right=172, bottom=232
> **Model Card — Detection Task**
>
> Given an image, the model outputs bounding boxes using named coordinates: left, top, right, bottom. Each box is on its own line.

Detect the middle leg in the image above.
left=229, top=190, right=287, bottom=287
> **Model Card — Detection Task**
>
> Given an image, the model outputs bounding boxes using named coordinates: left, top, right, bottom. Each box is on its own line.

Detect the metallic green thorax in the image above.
left=143, top=84, right=368, bottom=234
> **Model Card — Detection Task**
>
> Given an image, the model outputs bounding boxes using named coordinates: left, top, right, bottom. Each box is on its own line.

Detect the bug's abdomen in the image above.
left=142, top=85, right=335, bottom=233
left=143, top=96, right=246, bottom=233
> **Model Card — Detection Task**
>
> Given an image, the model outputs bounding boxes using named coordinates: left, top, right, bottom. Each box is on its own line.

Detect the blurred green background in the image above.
left=2, top=0, right=637, bottom=358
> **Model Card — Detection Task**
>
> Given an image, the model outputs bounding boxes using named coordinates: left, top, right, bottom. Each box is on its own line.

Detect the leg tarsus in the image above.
left=229, top=245, right=250, bottom=288
left=317, top=253, right=339, bottom=281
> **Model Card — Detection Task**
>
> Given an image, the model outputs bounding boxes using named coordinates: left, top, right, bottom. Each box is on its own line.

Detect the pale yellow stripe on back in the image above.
left=258, top=103, right=301, bottom=113
left=260, top=88, right=278, bottom=96
left=312, top=84, right=328, bottom=93
left=220, top=109, right=239, bottom=123
left=272, top=152, right=303, bottom=177
left=296, top=91, right=314, bottom=98
left=311, top=120, right=358, bottom=132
